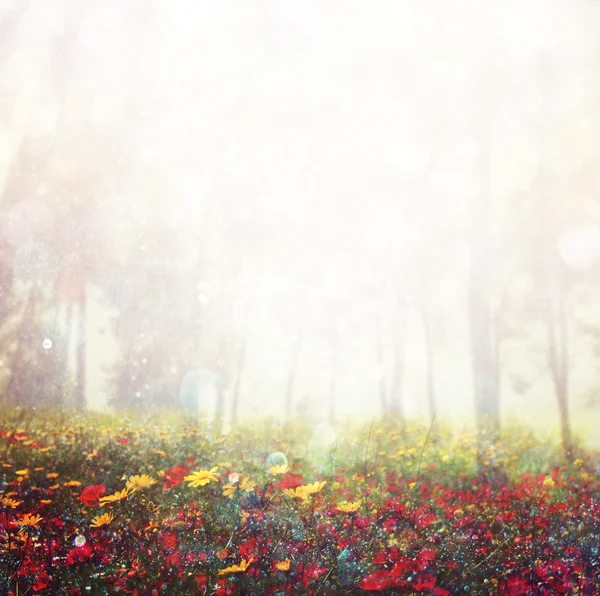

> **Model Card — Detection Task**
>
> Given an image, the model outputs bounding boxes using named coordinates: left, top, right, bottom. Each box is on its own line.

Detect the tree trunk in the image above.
left=213, top=379, right=224, bottom=438
left=469, top=121, right=500, bottom=443
left=418, top=299, right=436, bottom=422
left=231, top=298, right=250, bottom=426
left=284, top=297, right=305, bottom=420
left=546, top=285, right=572, bottom=461
left=328, top=307, right=338, bottom=423
left=74, top=284, right=86, bottom=409
left=389, top=294, right=407, bottom=433
left=55, top=302, right=74, bottom=408
left=374, top=312, right=387, bottom=416
left=5, top=286, right=38, bottom=406
left=535, top=55, right=573, bottom=462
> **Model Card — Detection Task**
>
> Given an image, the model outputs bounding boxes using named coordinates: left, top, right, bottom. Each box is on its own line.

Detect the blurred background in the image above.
left=0, top=1, right=600, bottom=446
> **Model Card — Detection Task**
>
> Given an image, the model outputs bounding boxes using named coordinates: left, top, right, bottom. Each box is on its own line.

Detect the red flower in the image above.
left=165, top=550, right=182, bottom=570
left=417, top=548, right=437, bottom=570
left=280, top=473, right=304, bottom=489
left=195, top=574, right=208, bottom=590
left=79, top=484, right=106, bottom=508
left=163, top=465, right=190, bottom=490
left=117, top=437, right=129, bottom=445
left=302, top=563, right=327, bottom=587
left=501, top=575, right=533, bottom=596
left=66, top=543, right=94, bottom=565
left=373, top=547, right=401, bottom=565
left=353, top=516, right=371, bottom=529
left=160, top=531, right=177, bottom=552
left=32, top=572, right=52, bottom=591
left=359, top=568, right=391, bottom=591
left=412, top=573, right=436, bottom=590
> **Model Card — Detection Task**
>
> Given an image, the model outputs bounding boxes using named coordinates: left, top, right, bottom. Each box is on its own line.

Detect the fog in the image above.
left=1, top=1, right=600, bottom=446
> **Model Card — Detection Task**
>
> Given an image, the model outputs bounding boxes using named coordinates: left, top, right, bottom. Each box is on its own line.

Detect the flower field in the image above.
left=1, top=410, right=599, bottom=595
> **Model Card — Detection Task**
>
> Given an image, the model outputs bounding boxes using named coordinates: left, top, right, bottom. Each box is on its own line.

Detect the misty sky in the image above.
left=2, top=1, right=600, bottom=444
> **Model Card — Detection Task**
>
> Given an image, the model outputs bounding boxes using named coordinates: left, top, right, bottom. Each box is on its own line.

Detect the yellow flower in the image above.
left=302, top=481, right=327, bottom=495
left=269, top=464, right=289, bottom=475
left=46, top=473, right=58, bottom=479
left=336, top=500, right=362, bottom=513
left=143, top=520, right=159, bottom=536
left=64, top=480, right=82, bottom=487
left=15, top=469, right=29, bottom=476
left=543, top=477, right=555, bottom=488
left=184, top=467, right=219, bottom=488
left=40, top=500, right=52, bottom=505
left=99, top=488, right=130, bottom=505
left=90, top=513, right=115, bottom=528
left=283, top=487, right=307, bottom=500
left=222, top=483, right=237, bottom=499
left=126, top=474, right=157, bottom=493
left=151, top=449, right=166, bottom=457
left=454, top=508, right=464, bottom=519
left=574, top=459, right=583, bottom=467
left=275, top=560, right=291, bottom=571
left=223, top=475, right=256, bottom=498
left=14, top=514, right=42, bottom=528
left=218, top=557, right=254, bottom=576
left=1, top=497, right=21, bottom=509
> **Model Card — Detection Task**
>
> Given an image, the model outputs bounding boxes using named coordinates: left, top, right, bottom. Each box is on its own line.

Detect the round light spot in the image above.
left=558, top=221, right=600, bottom=269
left=74, top=535, right=86, bottom=547
left=265, top=452, right=288, bottom=471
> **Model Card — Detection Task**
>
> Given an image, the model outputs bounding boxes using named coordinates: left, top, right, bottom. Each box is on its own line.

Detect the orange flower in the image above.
left=1, top=497, right=21, bottom=509
left=218, top=557, right=254, bottom=576
left=14, top=514, right=42, bottom=528
left=275, top=560, right=291, bottom=571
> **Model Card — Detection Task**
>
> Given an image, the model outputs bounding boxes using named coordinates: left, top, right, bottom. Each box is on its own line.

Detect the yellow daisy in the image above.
left=99, top=488, right=130, bottom=505
left=126, top=474, right=157, bottom=493
left=184, top=467, right=219, bottom=488
left=90, top=512, right=115, bottom=528
left=336, top=500, right=362, bottom=513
